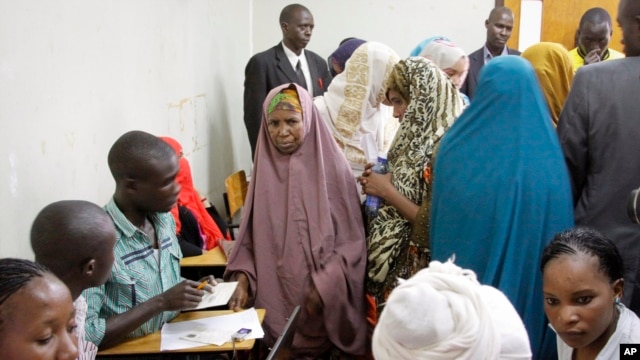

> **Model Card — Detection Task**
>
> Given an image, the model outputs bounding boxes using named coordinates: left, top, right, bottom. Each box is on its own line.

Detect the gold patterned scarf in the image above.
left=366, top=57, right=463, bottom=299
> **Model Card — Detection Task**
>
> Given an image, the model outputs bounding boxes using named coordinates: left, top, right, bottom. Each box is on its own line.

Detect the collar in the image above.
left=483, top=44, right=509, bottom=63
left=576, top=46, right=611, bottom=61
left=282, top=41, right=306, bottom=67
left=105, top=198, right=160, bottom=240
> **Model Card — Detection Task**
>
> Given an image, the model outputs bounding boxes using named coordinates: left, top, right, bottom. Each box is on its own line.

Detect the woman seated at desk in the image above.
left=225, top=83, right=367, bottom=358
left=161, top=136, right=231, bottom=257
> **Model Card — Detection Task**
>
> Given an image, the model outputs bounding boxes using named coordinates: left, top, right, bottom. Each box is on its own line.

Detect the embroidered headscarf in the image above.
left=372, top=260, right=532, bottom=359
left=521, top=42, right=574, bottom=126
left=225, top=83, right=367, bottom=356
left=315, top=42, right=400, bottom=171
left=160, top=137, right=230, bottom=249
left=366, top=57, right=463, bottom=298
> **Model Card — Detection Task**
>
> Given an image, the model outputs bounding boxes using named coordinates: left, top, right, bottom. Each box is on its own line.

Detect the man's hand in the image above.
left=229, top=273, right=249, bottom=311
left=197, top=275, right=219, bottom=293
left=160, top=280, right=206, bottom=311
left=584, top=48, right=602, bottom=65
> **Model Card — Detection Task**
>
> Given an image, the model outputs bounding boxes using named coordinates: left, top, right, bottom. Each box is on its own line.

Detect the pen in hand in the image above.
left=196, top=280, right=209, bottom=290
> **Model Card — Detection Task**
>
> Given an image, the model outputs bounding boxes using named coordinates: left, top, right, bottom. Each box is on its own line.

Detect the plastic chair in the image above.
left=222, top=170, right=248, bottom=239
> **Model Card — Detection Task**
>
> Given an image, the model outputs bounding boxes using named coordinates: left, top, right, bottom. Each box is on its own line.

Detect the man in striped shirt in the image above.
left=83, top=131, right=213, bottom=349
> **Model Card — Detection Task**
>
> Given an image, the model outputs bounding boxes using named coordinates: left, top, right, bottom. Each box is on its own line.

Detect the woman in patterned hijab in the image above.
left=358, top=57, right=463, bottom=318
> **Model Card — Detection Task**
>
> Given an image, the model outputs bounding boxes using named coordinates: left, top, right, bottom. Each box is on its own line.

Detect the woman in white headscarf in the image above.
left=372, top=260, right=532, bottom=360
left=419, top=37, right=470, bottom=105
left=314, top=41, right=400, bottom=174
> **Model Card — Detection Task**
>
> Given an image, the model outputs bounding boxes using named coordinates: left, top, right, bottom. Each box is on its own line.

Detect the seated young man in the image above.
left=31, top=200, right=118, bottom=359
left=83, top=130, right=215, bottom=349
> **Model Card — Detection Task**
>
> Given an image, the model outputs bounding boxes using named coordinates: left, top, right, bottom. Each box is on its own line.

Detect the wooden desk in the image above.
left=180, top=246, right=227, bottom=267
left=98, top=309, right=265, bottom=356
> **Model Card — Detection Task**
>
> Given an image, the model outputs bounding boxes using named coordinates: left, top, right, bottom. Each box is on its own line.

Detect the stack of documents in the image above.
left=160, top=308, right=264, bottom=351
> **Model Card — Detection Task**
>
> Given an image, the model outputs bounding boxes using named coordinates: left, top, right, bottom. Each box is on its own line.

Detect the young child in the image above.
left=541, top=227, right=640, bottom=359
left=31, top=200, right=117, bottom=359
left=83, top=130, right=215, bottom=349
left=0, top=258, right=78, bottom=360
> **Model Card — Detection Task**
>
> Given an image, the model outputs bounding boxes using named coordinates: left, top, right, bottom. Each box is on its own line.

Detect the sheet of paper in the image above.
left=160, top=307, right=264, bottom=351
left=179, top=326, right=234, bottom=346
left=194, top=281, right=238, bottom=310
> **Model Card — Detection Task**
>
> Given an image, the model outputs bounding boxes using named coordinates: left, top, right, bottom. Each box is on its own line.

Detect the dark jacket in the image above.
left=243, top=43, right=332, bottom=157
left=460, top=46, right=521, bottom=100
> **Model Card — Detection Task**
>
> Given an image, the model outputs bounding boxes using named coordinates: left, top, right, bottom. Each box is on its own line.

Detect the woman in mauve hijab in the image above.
left=225, top=83, right=367, bottom=359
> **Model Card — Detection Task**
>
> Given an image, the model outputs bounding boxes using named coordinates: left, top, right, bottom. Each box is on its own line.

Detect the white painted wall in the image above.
left=251, top=0, right=496, bottom=60
left=1, top=0, right=504, bottom=259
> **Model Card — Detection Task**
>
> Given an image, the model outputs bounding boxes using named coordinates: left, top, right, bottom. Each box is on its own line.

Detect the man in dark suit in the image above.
left=460, top=6, right=520, bottom=100
left=558, top=0, right=640, bottom=315
left=243, top=4, right=332, bottom=157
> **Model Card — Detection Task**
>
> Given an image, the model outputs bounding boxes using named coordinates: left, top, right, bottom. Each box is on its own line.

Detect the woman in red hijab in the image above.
left=160, top=137, right=230, bottom=255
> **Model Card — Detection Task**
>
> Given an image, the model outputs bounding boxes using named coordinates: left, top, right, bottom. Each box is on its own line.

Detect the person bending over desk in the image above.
left=83, top=130, right=217, bottom=349
left=31, top=200, right=118, bottom=359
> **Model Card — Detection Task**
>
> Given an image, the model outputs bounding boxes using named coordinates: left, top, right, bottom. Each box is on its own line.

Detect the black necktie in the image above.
left=296, top=60, right=308, bottom=90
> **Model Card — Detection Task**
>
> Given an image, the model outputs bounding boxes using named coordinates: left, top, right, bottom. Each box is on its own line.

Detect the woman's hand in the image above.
left=357, top=162, right=375, bottom=191
left=359, top=171, right=393, bottom=199
left=228, top=273, right=249, bottom=311
left=305, top=282, right=323, bottom=316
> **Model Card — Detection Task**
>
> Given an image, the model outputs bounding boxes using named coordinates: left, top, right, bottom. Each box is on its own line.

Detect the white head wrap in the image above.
left=372, top=260, right=532, bottom=360
left=419, top=39, right=467, bottom=70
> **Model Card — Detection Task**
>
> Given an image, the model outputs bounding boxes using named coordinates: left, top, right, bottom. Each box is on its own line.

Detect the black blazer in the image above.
left=460, top=46, right=521, bottom=100
left=243, top=43, right=332, bottom=157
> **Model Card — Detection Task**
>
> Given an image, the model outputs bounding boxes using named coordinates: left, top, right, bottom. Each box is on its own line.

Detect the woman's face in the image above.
left=443, top=56, right=469, bottom=89
left=267, top=109, right=305, bottom=154
left=0, top=274, right=78, bottom=360
left=387, top=89, right=408, bottom=121
left=542, top=253, right=622, bottom=354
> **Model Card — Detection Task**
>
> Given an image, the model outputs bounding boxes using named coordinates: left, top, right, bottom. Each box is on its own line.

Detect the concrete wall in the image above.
left=1, top=0, right=509, bottom=258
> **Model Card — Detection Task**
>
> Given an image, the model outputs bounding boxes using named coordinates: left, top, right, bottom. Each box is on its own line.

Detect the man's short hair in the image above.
left=279, top=3, right=310, bottom=24
left=31, top=200, right=113, bottom=275
left=579, top=7, right=612, bottom=29
left=107, top=130, right=175, bottom=181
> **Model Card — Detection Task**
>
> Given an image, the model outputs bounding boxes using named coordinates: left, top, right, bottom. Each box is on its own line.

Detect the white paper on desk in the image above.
left=160, top=307, right=264, bottom=351
left=180, top=326, right=234, bottom=346
left=194, top=282, right=238, bottom=309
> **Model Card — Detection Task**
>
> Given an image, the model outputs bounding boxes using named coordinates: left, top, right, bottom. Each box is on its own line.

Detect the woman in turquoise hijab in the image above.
left=429, top=56, right=574, bottom=359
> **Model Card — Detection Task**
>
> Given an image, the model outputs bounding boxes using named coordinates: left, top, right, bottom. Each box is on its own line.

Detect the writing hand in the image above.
left=197, top=275, right=218, bottom=293
left=161, top=280, right=206, bottom=311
